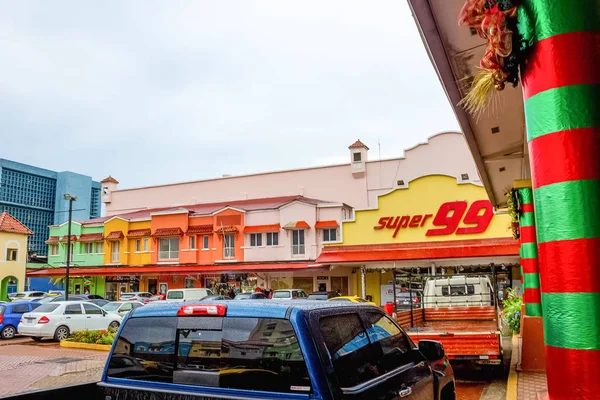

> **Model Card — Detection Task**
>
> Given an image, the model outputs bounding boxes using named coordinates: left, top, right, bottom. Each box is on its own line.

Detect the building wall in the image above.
left=54, top=172, right=95, bottom=224
left=47, top=222, right=83, bottom=266
left=105, top=132, right=478, bottom=214
left=0, top=232, right=28, bottom=300
left=127, top=221, right=152, bottom=266
left=104, top=218, right=130, bottom=265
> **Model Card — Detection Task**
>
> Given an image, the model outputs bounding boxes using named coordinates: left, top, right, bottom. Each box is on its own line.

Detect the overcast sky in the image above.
left=1, top=1, right=459, bottom=189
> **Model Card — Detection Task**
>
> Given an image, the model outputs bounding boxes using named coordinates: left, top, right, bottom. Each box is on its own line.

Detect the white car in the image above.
left=10, top=291, right=46, bottom=301
left=102, top=301, right=144, bottom=317
left=165, top=288, right=213, bottom=302
left=18, top=301, right=122, bottom=341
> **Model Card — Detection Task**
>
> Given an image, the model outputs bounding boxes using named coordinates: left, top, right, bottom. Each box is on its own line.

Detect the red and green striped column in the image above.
left=518, top=188, right=542, bottom=317
left=519, top=0, right=600, bottom=398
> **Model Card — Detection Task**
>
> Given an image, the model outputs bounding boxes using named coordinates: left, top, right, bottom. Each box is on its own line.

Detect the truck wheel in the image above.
left=108, top=321, right=120, bottom=332
left=54, top=326, right=70, bottom=341
left=1, top=325, right=16, bottom=339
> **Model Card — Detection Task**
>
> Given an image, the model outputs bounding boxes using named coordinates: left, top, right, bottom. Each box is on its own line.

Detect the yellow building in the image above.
left=0, top=212, right=33, bottom=300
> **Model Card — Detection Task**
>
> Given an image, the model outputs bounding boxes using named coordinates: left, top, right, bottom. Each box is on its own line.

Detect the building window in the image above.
left=266, top=232, right=279, bottom=246
left=69, top=243, right=74, bottom=258
left=250, top=233, right=262, bottom=247
left=111, top=241, right=120, bottom=263
left=84, top=243, right=94, bottom=254
left=135, top=239, right=141, bottom=252
left=94, top=242, right=103, bottom=253
left=50, top=244, right=58, bottom=256
left=159, top=238, right=179, bottom=260
left=353, top=152, right=362, bottom=162
left=6, top=248, right=17, bottom=261
left=323, top=228, right=337, bottom=242
left=202, top=235, right=209, bottom=249
left=189, top=236, right=196, bottom=249
left=184, top=278, right=195, bottom=288
left=292, top=230, right=305, bottom=256
left=223, top=234, right=235, bottom=259
left=143, top=238, right=149, bottom=251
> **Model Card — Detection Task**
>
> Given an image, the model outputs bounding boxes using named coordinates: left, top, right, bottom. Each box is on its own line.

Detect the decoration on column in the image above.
left=518, top=0, right=600, bottom=397
left=505, top=188, right=520, bottom=239
left=458, top=0, right=522, bottom=114
left=518, top=188, right=541, bottom=317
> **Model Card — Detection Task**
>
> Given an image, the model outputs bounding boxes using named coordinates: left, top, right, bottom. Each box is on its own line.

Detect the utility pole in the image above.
left=64, top=194, right=77, bottom=300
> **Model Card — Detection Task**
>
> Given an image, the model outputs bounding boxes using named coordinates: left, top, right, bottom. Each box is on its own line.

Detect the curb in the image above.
left=506, top=335, right=519, bottom=400
left=60, top=340, right=112, bottom=352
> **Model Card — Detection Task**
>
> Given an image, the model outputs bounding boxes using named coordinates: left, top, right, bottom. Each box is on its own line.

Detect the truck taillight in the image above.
left=38, top=316, right=50, bottom=324
left=177, top=304, right=227, bottom=316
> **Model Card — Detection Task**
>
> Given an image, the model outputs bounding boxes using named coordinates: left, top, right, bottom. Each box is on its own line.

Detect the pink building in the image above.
left=102, top=132, right=479, bottom=215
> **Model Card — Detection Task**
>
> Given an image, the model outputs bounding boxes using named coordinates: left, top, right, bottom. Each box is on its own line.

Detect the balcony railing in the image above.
left=159, top=251, right=179, bottom=260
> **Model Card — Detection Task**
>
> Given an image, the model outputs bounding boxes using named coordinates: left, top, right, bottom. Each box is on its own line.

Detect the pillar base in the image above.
left=519, top=315, right=546, bottom=372
left=537, top=390, right=549, bottom=400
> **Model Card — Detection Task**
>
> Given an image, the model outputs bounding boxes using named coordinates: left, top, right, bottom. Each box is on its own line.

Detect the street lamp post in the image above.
left=64, top=194, right=77, bottom=301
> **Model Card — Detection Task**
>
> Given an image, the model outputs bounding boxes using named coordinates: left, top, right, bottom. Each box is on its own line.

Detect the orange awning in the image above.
left=59, top=235, right=78, bottom=243
left=187, top=225, right=213, bottom=235
left=45, top=236, right=59, bottom=244
left=127, top=229, right=151, bottom=238
left=105, top=231, right=125, bottom=240
left=152, top=228, right=184, bottom=237
left=243, top=224, right=280, bottom=233
left=315, top=220, right=339, bottom=229
left=283, top=221, right=310, bottom=229
left=78, top=233, right=104, bottom=242
left=215, top=225, right=239, bottom=235
left=317, top=238, right=519, bottom=263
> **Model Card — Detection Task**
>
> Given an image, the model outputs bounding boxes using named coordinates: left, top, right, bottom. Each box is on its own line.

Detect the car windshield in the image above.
left=102, top=302, right=121, bottom=311
left=234, top=293, right=251, bottom=300
left=272, top=291, right=290, bottom=298
left=120, top=294, right=134, bottom=298
left=33, top=304, right=61, bottom=313
left=307, top=294, right=327, bottom=300
left=37, top=297, right=56, bottom=304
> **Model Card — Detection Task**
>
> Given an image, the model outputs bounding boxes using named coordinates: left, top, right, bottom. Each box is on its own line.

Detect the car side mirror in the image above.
left=102, top=310, right=107, bottom=316
left=418, top=340, right=445, bottom=361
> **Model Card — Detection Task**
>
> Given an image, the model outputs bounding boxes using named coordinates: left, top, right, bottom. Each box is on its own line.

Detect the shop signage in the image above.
left=316, top=276, right=329, bottom=281
left=84, top=280, right=91, bottom=285
left=374, top=200, right=493, bottom=238
left=106, top=276, right=140, bottom=283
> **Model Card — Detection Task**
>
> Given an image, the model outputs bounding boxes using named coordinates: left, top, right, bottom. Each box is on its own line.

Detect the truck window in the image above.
left=108, top=316, right=312, bottom=394
left=450, top=285, right=466, bottom=296
left=167, top=291, right=183, bottom=300
left=365, top=312, right=412, bottom=374
left=319, top=313, right=378, bottom=388
left=467, top=284, right=475, bottom=295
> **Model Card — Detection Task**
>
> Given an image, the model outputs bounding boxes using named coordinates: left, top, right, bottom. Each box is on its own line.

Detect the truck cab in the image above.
left=423, top=276, right=493, bottom=308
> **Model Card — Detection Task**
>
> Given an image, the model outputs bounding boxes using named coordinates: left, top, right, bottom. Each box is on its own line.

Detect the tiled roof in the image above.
left=59, top=235, right=78, bottom=243
left=79, top=216, right=111, bottom=225
left=152, top=228, right=184, bottom=237
left=0, top=211, right=33, bottom=235
left=45, top=236, right=60, bottom=244
left=187, top=225, right=213, bottom=235
left=101, top=175, right=119, bottom=184
left=243, top=224, right=280, bottom=233
left=283, top=221, right=310, bottom=229
left=214, top=225, right=239, bottom=234
left=348, top=139, right=369, bottom=150
left=315, top=220, right=339, bottom=229
left=127, top=229, right=151, bottom=238
left=105, top=231, right=125, bottom=240
left=78, top=233, right=104, bottom=242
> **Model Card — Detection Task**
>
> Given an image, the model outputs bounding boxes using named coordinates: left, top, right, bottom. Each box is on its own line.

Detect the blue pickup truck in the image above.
left=7, top=300, right=455, bottom=400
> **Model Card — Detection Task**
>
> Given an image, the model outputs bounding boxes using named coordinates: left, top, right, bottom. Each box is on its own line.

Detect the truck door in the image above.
left=316, top=309, right=434, bottom=400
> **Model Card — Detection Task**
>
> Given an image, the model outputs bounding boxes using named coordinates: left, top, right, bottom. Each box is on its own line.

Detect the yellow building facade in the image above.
left=0, top=212, right=32, bottom=300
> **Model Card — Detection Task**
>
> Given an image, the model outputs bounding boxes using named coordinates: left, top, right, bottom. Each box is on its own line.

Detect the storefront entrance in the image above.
left=331, top=276, right=349, bottom=295
left=105, top=276, right=141, bottom=300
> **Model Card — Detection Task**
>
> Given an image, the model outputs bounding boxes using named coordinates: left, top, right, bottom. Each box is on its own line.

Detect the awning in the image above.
left=215, top=225, right=238, bottom=235
left=315, top=220, right=339, bottom=229
left=127, top=229, right=151, bottom=238
left=243, top=224, right=280, bottom=233
left=283, top=221, right=310, bottom=229
left=186, top=225, right=213, bottom=235
left=78, top=233, right=104, bottom=242
left=59, top=235, right=78, bottom=243
left=26, top=262, right=323, bottom=277
left=45, top=236, right=59, bottom=244
left=105, top=231, right=125, bottom=240
left=152, top=228, right=184, bottom=237
left=317, top=238, right=519, bottom=263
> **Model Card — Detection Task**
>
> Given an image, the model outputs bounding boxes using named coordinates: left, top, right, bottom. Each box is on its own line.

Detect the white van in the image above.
left=165, top=288, right=214, bottom=302
left=423, top=276, right=493, bottom=308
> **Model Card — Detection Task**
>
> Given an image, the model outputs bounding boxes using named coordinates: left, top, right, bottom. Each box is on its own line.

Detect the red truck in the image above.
left=395, top=275, right=503, bottom=367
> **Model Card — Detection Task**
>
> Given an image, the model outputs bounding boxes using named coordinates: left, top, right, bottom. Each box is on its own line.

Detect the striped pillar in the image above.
left=519, top=0, right=600, bottom=398
left=518, top=188, right=542, bottom=316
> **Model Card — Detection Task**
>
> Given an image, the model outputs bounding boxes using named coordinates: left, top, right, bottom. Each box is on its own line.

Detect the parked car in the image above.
left=234, top=292, right=266, bottom=300
left=143, top=294, right=166, bottom=304
left=7, top=301, right=455, bottom=399
left=307, top=291, right=338, bottom=300
left=119, top=292, right=152, bottom=301
left=200, top=295, right=232, bottom=301
left=18, top=301, right=122, bottom=341
left=165, top=288, right=213, bottom=302
left=271, top=289, right=307, bottom=299
left=328, top=295, right=377, bottom=306
left=102, top=301, right=144, bottom=317
left=395, top=291, right=422, bottom=310
left=1, top=302, right=41, bottom=339
left=48, top=290, right=65, bottom=296
left=10, top=291, right=46, bottom=301
left=37, top=295, right=87, bottom=304
left=7, top=293, right=17, bottom=300
left=80, top=294, right=104, bottom=300
left=87, top=299, right=110, bottom=308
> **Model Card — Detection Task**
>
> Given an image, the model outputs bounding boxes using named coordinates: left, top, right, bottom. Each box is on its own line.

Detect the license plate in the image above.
left=25, top=318, right=35, bottom=324
left=476, top=360, right=502, bottom=365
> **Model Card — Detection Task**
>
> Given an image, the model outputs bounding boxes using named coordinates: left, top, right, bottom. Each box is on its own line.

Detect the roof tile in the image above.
left=187, top=225, right=213, bottom=235
left=152, top=228, right=184, bottom=237
left=105, top=231, right=125, bottom=240
left=127, top=229, right=151, bottom=238
left=215, top=225, right=239, bottom=234
left=0, top=211, right=33, bottom=235
left=348, top=139, right=369, bottom=150
left=78, top=233, right=104, bottom=242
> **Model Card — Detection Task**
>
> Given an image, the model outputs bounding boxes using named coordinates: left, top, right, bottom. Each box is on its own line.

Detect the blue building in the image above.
left=0, top=159, right=101, bottom=256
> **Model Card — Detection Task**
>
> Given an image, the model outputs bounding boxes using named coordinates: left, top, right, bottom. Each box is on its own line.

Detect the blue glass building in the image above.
left=0, top=159, right=101, bottom=256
